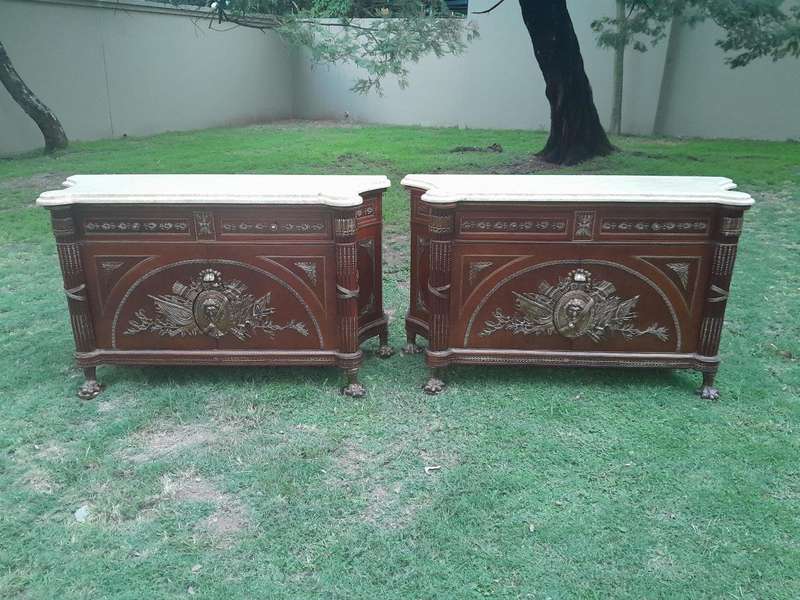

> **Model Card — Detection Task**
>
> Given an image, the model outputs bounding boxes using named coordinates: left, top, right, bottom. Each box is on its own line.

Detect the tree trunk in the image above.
left=609, top=0, right=625, bottom=135
left=519, top=0, right=615, bottom=165
left=0, top=41, right=68, bottom=153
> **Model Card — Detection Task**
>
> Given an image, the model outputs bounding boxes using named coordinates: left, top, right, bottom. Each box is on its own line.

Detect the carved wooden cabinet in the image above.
left=38, top=175, right=393, bottom=398
left=402, top=175, right=753, bottom=399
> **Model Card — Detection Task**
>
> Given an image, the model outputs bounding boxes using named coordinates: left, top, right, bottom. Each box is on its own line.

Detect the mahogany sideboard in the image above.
left=402, top=175, right=754, bottom=399
left=37, top=174, right=393, bottom=399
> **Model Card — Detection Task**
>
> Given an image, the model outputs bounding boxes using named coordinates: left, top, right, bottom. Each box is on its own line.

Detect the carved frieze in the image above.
left=601, top=219, right=708, bottom=234
left=222, top=221, right=325, bottom=234
left=84, top=220, right=190, bottom=233
left=124, top=268, right=309, bottom=341
left=480, top=268, right=669, bottom=343
left=461, top=219, right=567, bottom=234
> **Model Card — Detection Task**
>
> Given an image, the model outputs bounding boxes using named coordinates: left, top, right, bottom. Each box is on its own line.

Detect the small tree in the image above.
left=591, top=1, right=676, bottom=135
left=182, top=0, right=478, bottom=93
left=0, top=41, right=68, bottom=153
left=592, top=0, right=800, bottom=134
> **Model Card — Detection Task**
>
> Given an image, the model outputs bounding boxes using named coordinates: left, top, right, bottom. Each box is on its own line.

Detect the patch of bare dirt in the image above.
left=197, top=505, right=251, bottom=537
left=330, top=433, right=458, bottom=530
left=161, top=472, right=251, bottom=543
left=120, top=424, right=223, bottom=464
left=21, top=468, right=56, bottom=494
left=247, top=118, right=365, bottom=131
left=335, top=152, right=391, bottom=169
left=490, top=155, right=564, bottom=174
left=34, top=442, right=66, bottom=461
left=450, top=143, right=503, bottom=153
left=292, top=423, right=321, bottom=434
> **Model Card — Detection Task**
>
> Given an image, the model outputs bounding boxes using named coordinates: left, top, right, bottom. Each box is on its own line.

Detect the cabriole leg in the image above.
left=377, top=324, right=394, bottom=358
left=698, top=370, right=720, bottom=401
left=78, top=366, right=103, bottom=400
left=423, top=368, right=445, bottom=395
left=342, top=369, right=366, bottom=398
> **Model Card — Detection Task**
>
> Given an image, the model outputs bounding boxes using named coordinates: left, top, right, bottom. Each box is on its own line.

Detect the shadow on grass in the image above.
left=446, top=364, right=699, bottom=399
left=97, top=363, right=345, bottom=392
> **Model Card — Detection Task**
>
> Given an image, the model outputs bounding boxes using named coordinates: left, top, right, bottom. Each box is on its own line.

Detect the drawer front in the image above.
left=76, top=206, right=332, bottom=242
left=451, top=204, right=714, bottom=243
left=84, top=244, right=335, bottom=352
left=456, top=250, right=706, bottom=354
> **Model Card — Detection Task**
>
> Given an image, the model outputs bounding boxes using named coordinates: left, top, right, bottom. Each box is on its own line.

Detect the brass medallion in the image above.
left=125, top=268, right=309, bottom=341
left=480, top=268, right=669, bottom=343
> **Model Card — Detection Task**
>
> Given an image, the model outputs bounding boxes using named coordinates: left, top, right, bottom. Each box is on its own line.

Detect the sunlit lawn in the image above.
left=1, top=121, right=798, bottom=599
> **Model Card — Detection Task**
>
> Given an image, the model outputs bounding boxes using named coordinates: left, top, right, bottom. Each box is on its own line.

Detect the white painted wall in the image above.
left=656, top=18, right=800, bottom=141
left=293, top=0, right=800, bottom=141
left=2, top=0, right=799, bottom=156
left=292, top=1, right=669, bottom=135
left=0, top=0, right=294, bottom=155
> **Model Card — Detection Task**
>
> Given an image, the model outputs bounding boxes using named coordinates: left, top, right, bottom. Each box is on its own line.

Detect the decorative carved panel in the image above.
left=637, top=256, right=701, bottom=307
left=124, top=268, right=310, bottom=341
left=480, top=268, right=670, bottom=343
left=95, top=255, right=153, bottom=309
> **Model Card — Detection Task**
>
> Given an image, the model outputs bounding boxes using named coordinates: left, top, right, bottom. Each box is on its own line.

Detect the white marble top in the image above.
left=37, top=174, right=391, bottom=207
left=401, top=175, right=754, bottom=207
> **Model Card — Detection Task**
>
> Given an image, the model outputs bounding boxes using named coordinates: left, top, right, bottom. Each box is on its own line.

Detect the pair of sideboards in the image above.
left=37, top=174, right=753, bottom=400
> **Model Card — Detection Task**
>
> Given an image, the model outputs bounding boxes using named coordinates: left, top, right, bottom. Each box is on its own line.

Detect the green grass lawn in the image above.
left=1, top=121, right=798, bottom=599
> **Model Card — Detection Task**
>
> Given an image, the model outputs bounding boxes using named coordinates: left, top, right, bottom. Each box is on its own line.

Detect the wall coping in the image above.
left=19, top=0, right=276, bottom=25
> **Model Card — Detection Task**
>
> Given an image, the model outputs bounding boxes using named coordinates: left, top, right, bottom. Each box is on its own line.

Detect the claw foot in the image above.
left=698, top=385, right=720, bottom=401
left=403, top=343, right=423, bottom=355
left=342, top=382, right=367, bottom=398
left=377, top=345, right=395, bottom=358
left=78, top=380, right=104, bottom=400
left=423, top=377, right=445, bottom=395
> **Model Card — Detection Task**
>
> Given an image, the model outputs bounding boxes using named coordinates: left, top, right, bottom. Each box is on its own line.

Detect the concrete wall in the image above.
left=0, top=0, right=294, bottom=155
left=2, top=0, right=799, bottom=154
left=293, top=0, right=800, bottom=141
left=656, top=18, right=800, bottom=140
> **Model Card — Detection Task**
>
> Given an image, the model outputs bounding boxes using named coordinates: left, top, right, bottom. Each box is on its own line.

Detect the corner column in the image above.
left=423, top=203, right=455, bottom=394
left=334, top=209, right=365, bottom=397
left=49, top=207, right=103, bottom=399
left=697, top=209, right=745, bottom=400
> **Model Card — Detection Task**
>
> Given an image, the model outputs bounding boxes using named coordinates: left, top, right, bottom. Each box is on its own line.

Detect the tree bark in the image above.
left=519, top=0, right=615, bottom=165
left=609, top=0, right=626, bottom=135
left=0, top=41, right=68, bottom=153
